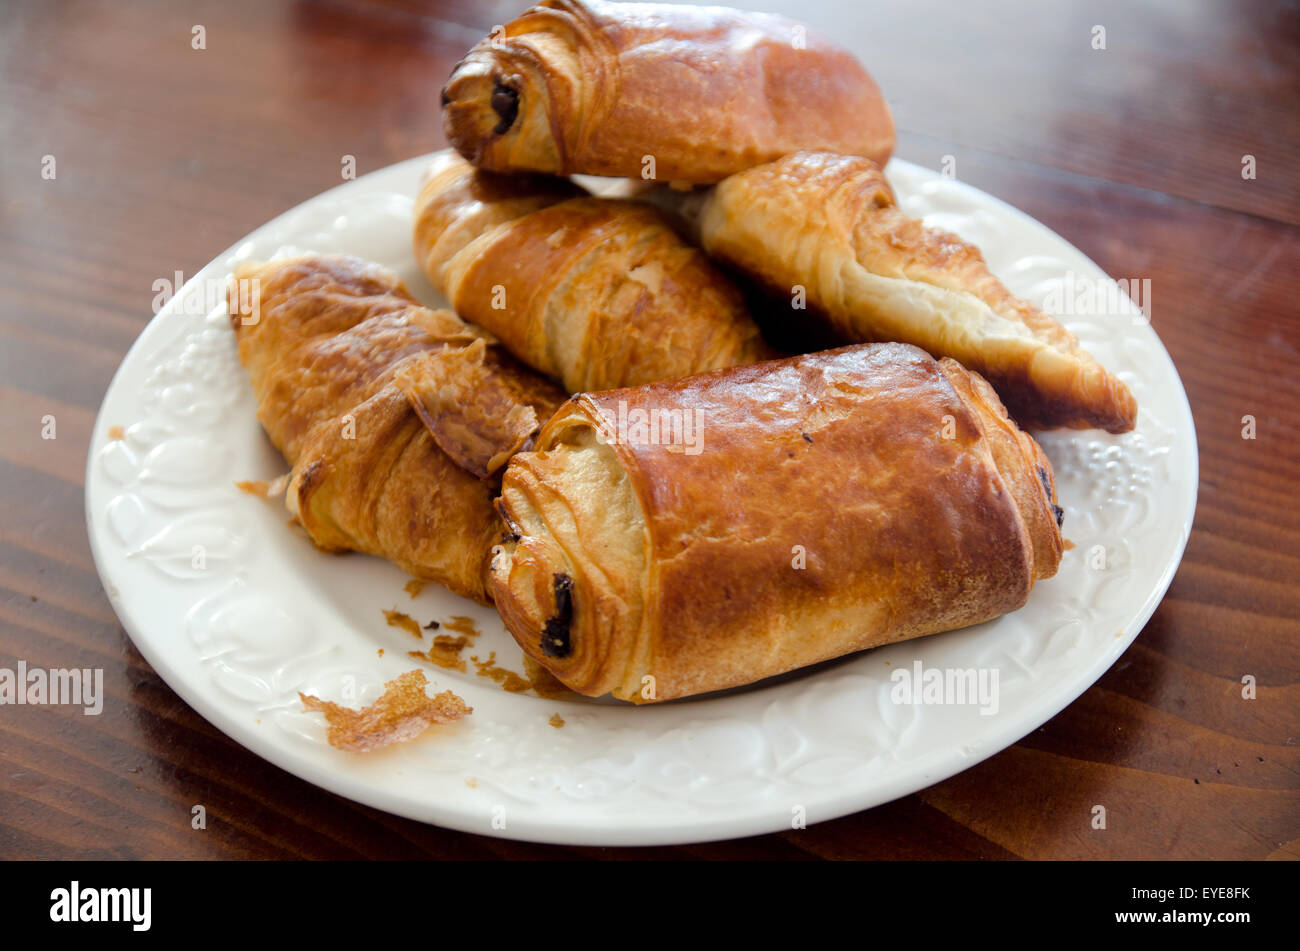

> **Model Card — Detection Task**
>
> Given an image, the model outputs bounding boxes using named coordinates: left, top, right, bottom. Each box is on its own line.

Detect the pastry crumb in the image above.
left=377, top=648, right=384, bottom=658
left=107, top=425, right=126, bottom=440
left=236, top=473, right=290, bottom=498
left=549, top=713, right=565, bottom=729
left=299, top=670, right=470, bottom=752
left=404, top=578, right=427, bottom=599
left=431, top=635, right=470, bottom=671
left=384, top=608, right=423, bottom=639
left=443, top=615, right=481, bottom=639
left=523, top=655, right=577, bottom=700
left=1063, top=538, right=1076, bottom=550
left=410, top=634, right=471, bottom=673
left=465, top=777, right=478, bottom=788
left=470, top=651, right=532, bottom=693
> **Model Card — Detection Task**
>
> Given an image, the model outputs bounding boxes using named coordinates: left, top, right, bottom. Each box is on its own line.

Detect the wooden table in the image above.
left=2, top=0, right=1297, bottom=860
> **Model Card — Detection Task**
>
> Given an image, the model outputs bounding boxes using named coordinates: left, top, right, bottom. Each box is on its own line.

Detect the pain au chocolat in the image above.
left=489, top=342, right=1063, bottom=702
left=441, top=0, right=894, bottom=184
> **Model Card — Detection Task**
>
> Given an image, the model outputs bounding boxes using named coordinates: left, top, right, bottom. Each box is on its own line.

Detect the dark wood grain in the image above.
left=0, top=0, right=1296, bottom=860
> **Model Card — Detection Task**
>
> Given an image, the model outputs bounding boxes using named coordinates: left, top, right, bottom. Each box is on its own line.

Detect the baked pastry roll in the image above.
left=441, top=0, right=894, bottom=184
left=694, top=151, right=1138, bottom=433
left=489, top=343, right=1064, bottom=702
left=229, top=254, right=564, bottom=603
left=413, top=150, right=772, bottom=392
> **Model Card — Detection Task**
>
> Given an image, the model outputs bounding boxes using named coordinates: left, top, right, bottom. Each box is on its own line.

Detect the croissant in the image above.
left=489, top=342, right=1064, bottom=702
left=692, top=151, right=1138, bottom=433
left=441, top=0, right=894, bottom=184
left=413, top=150, right=773, bottom=392
left=229, top=254, right=564, bottom=603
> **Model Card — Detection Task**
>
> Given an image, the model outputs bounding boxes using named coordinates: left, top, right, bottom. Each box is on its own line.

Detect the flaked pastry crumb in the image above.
left=410, top=634, right=471, bottom=673
left=235, top=473, right=290, bottom=498
left=470, top=651, right=532, bottom=693
left=383, top=608, right=424, bottom=639
left=299, top=669, right=470, bottom=752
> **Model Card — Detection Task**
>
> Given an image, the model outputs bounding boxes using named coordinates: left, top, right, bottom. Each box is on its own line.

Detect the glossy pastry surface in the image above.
left=441, top=0, right=894, bottom=184
left=694, top=151, right=1137, bottom=433
left=413, top=150, right=773, bottom=393
left=491, top=342, right=1064, bottom=702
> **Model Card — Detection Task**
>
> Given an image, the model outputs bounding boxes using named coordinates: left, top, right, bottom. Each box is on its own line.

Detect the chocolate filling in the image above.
left=1037, top=466, right=1065, bottom=527
left=541, top=573, right=574, bottom=658
left=490, top=82, right=519, bottom=135
left=494, top=498, right=523, bottom=538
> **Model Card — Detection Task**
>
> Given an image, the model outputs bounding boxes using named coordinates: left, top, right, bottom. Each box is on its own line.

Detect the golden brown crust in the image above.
left=936, top=358, right=1065, bottom=578
left=412, top=150, right=584, bottom=294
left=393, top=339, right=546, bottom=480
left=698, top=151, right=1138, bottom=433
left=229, top=254, right=564, bottom=603
left=413, top=150, right=773, bottom=392
left=441, top=0, right=894, bottom=184
left=490, top=342, right=1063, bottom=702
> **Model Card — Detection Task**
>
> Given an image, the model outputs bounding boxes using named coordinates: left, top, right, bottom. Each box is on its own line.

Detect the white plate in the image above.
left=87, top=154, right=1197, bottom=846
